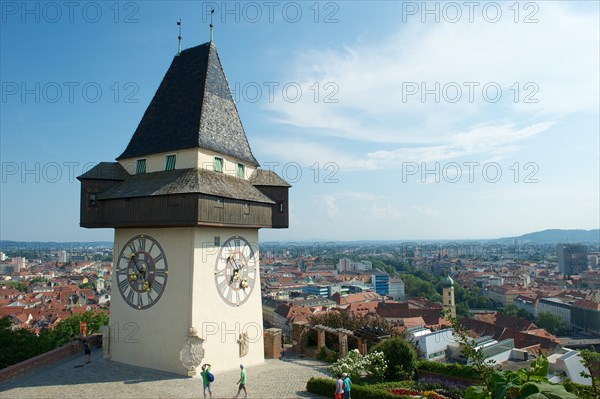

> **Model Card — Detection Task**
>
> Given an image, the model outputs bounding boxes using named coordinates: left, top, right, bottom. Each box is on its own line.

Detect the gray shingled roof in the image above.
left=249, top=169, right=291, bottom=187
left=117, top=42, right=259, bottom=166
left=77, top=162, right=129, bottom=181
left=97, top=168, right=274, bottom=204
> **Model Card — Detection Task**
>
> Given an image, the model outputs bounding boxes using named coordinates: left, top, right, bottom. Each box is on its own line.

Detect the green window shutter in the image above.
left=214, top=157, right=223, bottom=173
left=136, top=159, right=146, bottom=174
left=165, top=155, right=176, bottom=171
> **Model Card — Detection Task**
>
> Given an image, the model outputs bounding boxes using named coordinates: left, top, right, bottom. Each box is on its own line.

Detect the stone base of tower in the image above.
left=107, top=227, right=265, bottom=376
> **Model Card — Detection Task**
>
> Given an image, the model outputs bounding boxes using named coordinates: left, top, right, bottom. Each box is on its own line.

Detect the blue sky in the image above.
left=1, top=1, right=598, bottom=242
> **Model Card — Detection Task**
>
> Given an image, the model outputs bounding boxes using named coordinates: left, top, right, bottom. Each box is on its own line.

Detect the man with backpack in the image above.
left=200, top=363, right=213, bottom=399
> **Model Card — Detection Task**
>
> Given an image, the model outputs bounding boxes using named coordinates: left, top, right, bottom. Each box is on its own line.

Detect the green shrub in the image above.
left=371, top=337, right=418, bottom=380
left=367, top=381, right=417, bottom=390
left=359, top=380, right=417, bottom=390
left=349, top=384, right=403, bottom=399
left=306, top=377, right=335, bottom=397
left=306, top=377, right=415, bottom=399
left=317, top=346, right=338, bottom=363
left=417, top=359, right=481, bottom=380
left=563, top=380, right=598, bottom=399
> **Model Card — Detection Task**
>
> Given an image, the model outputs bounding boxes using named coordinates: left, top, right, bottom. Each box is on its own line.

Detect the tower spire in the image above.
left=177, top=19, right=182, bottom=55
left=209, top=7, right=214, bottom=42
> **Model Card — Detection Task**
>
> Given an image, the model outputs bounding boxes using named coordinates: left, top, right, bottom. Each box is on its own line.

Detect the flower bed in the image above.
left=389, top=388, right=449, bottom=398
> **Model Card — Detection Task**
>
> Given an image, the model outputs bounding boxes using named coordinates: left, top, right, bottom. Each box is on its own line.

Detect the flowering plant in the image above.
left=423, top=390, right=449, bottom=399
left=388, top=388, right=449, bottom=398
left=328, top=349, right=387, bottom=381
left=389, top=387, right=421, bottom=396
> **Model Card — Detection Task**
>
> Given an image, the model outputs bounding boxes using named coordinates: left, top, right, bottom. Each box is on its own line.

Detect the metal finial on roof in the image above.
left=176, top=19, right=182, bottom=56
left=209, top=7, right=214, bottom=42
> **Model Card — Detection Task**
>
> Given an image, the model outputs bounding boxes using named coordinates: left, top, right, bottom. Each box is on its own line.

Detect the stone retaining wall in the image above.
left=0, top=334, right=101, bottom=384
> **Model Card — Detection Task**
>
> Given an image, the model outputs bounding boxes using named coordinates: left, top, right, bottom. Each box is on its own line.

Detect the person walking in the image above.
left=342, top=373, right=352, bottom=399
left=234, top=364, right=248, bottom=399
left=79, top=331, right=91, bottom=364
left=200, top=363, right=213, bottom=399
left=334, top=373, right=344, bottom=399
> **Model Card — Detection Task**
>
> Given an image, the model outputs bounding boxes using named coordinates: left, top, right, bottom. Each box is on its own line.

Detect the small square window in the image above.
left=136, top=159, right=146, bottom=174
left=89, top=193, right=97, bottom=207
left=214, top=157, right=223, bottom=173
left=237, top=163, right=245, bottom=178
left=243, top=202, right=250, bottom=215
left=165, top=154, right=176, bottom=171
left=215, top=198, right=224, bottom=208
left=214, top=236, right=220, bottom=246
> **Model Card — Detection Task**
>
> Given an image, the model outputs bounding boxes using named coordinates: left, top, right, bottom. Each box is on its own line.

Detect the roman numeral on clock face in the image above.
left=118, top=277, right=129, bottom=292
left=152, top=280, right=163, bottom=294
left=128, top=242, right=137, bottom=254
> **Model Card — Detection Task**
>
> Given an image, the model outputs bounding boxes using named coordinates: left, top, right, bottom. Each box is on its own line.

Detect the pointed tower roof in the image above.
left=117, top=42, right=259, bottom=166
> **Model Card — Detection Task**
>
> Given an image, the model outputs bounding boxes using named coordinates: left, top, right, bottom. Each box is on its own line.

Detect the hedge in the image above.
left=306, top=377, right=417, bottom=399
left=416, top=360, right=481, bottom=381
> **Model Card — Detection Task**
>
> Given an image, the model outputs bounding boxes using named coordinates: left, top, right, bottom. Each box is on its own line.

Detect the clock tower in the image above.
left=78, top=42, right=290, bottom=376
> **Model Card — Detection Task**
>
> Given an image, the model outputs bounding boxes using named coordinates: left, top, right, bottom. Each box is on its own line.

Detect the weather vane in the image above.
left=177, top=19, right=182, bottom=55
left=209, top=7, right=215, bottom=42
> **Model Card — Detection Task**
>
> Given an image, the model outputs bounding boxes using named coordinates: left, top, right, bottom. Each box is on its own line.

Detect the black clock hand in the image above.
left=132, top=256, right=147, bottom=283
left=232, top=258, right=244, bottom=287
left=232, top=258, right=242, bottom=272
left=227, top=257, right=237, bottom=284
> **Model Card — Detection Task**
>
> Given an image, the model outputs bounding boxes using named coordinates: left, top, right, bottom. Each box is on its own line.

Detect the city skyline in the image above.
left=1, top=1, right=599, bottom=242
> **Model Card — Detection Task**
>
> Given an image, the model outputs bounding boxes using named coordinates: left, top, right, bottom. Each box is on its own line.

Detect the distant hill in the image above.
left=497, top=229, right=600, bottom=244
left=1, top=230, right=598, bottom=249
left=0, top=240, right=113, bottom=251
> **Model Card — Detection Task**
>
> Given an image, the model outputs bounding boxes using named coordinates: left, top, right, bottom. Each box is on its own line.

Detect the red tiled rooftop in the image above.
left=573, top=300, right=600, bottom=311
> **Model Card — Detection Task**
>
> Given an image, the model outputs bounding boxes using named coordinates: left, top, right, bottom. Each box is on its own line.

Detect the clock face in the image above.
left=116, top=235, right=168, bottom=310
left=214, top=236, right=258, bottom=306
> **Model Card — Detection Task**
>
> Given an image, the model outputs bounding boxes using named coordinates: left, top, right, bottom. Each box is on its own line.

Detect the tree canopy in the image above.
left=0, top=311, right=109, bottom=369
left=535, top=312, right=569, bottom=336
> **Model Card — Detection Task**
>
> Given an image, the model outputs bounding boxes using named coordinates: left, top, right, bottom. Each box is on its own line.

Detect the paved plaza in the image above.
left=0, top=348, right=331, bottom=398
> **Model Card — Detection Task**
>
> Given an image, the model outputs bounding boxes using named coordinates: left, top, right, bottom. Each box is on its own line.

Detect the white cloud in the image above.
left=412, top=206, right=439, bottom=217
left=371, top=203, right=404, bottom=220
left=254, top=139, right=379, bottom=171
left=365, top=121, right=555, bottom=164
left=318, top=191, right=387, bottom=219
left=323, top=194, right=338, bottom=219
left=257, top=122, right=555, bottom=171
left=267, top=3, right=598, bottom=143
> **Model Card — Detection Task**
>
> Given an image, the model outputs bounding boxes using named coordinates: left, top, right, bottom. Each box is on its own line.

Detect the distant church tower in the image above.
left=78, top=42, right=290, bottom=376
left=443, top=275, right=456, bottom=319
